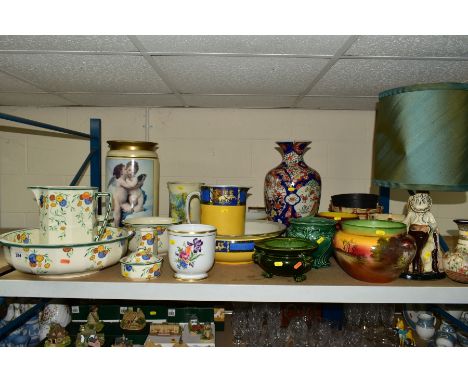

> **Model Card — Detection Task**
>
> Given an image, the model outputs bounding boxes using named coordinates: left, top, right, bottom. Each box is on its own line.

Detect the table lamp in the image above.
left=372, top=82, right=468, bottom=280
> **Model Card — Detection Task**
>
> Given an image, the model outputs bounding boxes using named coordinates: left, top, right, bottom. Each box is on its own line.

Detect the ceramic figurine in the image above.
left=112, top=335, right=133, bottom=347
left=86, top=305, right=104, bottom=333
left=172, top=335, right=189, bottom=347
left=201, top=324, right=214, bottom=341
left=404, top=329, right=416, bottom=347
left=189, top=315, right=202, bottom=333
left=120, top=308, right=146, bottom=331
left=44, top=323, right=71, bottom=347
left=264, top=141, right=321, bottom=226
left=39, top=303, right=72, bottom=341
left=75, top=324, right=105, bottom=347
left=395, top=317, right=408, bottom=347
left=149, top=323, right=181, bottom=336
left=402, top=192, right=445, bottom=280
left=144, top=338, right=162, bottom=347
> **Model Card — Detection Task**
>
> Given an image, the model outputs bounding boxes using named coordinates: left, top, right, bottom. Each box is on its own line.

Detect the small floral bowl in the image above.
left=0, top=227, right=131, bottom=276
left=120, top=254, right=162, bottom=281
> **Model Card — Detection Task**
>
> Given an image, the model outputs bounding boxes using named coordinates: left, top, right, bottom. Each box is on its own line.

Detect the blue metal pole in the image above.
left=90, top=119, right=102, bottom=191
left=379, top=186, right=390, bottom=213
left=0, top=299, right=50, bottom=340
left=429, top=304, right=468, bottom=333
left=0, top=112, right=90, bottom=139
left=69, top=151, right=94, bottom=186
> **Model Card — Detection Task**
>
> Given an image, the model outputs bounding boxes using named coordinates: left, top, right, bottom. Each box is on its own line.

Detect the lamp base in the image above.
left=400, top=271, right=446, bottom=281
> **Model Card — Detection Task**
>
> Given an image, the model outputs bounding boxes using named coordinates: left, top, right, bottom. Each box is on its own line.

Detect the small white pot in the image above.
left=167, top=224, right=216, bottom=281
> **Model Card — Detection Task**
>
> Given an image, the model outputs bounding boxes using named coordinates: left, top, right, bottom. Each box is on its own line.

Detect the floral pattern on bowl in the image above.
left=0, top=227, right=131, bottom=276
left=120, top=256, right=162, bottom=281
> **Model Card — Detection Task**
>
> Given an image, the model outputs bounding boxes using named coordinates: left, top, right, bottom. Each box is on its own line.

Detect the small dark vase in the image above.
left=286, top=216, right=336, bottom=268
left=253, top=237, right=318, bottom=282
left=264, top=141, right=321, bottom=226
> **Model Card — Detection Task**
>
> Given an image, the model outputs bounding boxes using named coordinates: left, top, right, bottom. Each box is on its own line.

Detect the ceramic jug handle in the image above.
left=95, top=192, right=113, bottom=241
left=185, top=191, right=200, bottom=224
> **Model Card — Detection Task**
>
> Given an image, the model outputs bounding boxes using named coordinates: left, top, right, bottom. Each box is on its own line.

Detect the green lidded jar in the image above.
left=286, top=216, right=336, bottom=268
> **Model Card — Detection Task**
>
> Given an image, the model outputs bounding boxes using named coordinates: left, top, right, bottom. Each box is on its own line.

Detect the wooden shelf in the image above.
left=1, top=255, right=467, bottom=303
left=1, top=230, right=465, bottom=304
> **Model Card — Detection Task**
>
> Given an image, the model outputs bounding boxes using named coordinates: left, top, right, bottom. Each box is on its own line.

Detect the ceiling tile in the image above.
left=61, top=93, right=183, bottom=107
left=137, top=35, right=350, bottom=55
left=0, top=71, right=44, bottom=92
left=183, top=94, right=296, bottom=108
left=0, top=54, right=171, bottom=93
left=347, top=35, right=468, bottom=57
left=0, top=35, right=136, bottom=52
left=154, top=56, right=328, bottom=94
left=296, top=96, right=378, bottom=110
left=0, top=93, right=74, bottom=106
left=309, top=59, right=468, bottom=97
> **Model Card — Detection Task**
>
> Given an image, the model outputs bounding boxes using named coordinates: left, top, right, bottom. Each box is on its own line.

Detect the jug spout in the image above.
left=28, top=186, right=43, bottom=207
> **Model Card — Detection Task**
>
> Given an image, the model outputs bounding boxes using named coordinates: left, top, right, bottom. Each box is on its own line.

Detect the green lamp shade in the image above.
left=372, top=83, right=468, bottom=191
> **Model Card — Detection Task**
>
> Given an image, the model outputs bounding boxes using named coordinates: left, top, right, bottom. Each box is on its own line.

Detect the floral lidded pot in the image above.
left=286, top=216, right=336, bottom=268
left=264, top=141, right=321, bottom=226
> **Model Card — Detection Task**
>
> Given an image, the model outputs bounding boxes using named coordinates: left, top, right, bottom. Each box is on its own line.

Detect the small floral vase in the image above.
left=442, top=219, right=468, bottom=283
left=264, top=141, right=321, bottom=226
left=167, top=224, right=216, bottom=281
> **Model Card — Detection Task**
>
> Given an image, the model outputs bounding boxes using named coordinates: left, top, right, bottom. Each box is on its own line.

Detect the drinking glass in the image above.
left=231, top=311, right=247, bottom=346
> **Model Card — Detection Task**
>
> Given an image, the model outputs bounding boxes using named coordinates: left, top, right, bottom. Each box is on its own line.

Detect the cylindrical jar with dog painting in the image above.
left=106, top=140, right=159, bottom=227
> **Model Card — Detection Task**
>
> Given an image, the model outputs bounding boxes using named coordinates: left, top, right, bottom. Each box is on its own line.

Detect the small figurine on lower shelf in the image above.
left=188, top=314, right=204, bottom=334
left=172, top=334, right=188, bottom=347
left=44, top=323, right=71, bottom=347
left=112, top=334, right=133, bottom=347
left=395, top=317, right=408, bottom=347
left=144, top=338, right=162, bottom=347
left=76, top=324, right=105, bottom=347
left=200, top=324, right=213, bottom=341
left=86, top=305, right=104, bottom=333
left=120, top=308, right=146, bottom=331
left=404, top=329, right=416, bottom=347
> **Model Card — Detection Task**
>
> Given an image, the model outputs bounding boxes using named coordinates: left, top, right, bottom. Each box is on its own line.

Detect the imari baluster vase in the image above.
left=264, top=141, right=321, bottom=226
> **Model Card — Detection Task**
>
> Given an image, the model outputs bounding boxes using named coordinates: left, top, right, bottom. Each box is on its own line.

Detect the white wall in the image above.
left=0, top=106, right=466, bottom=235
